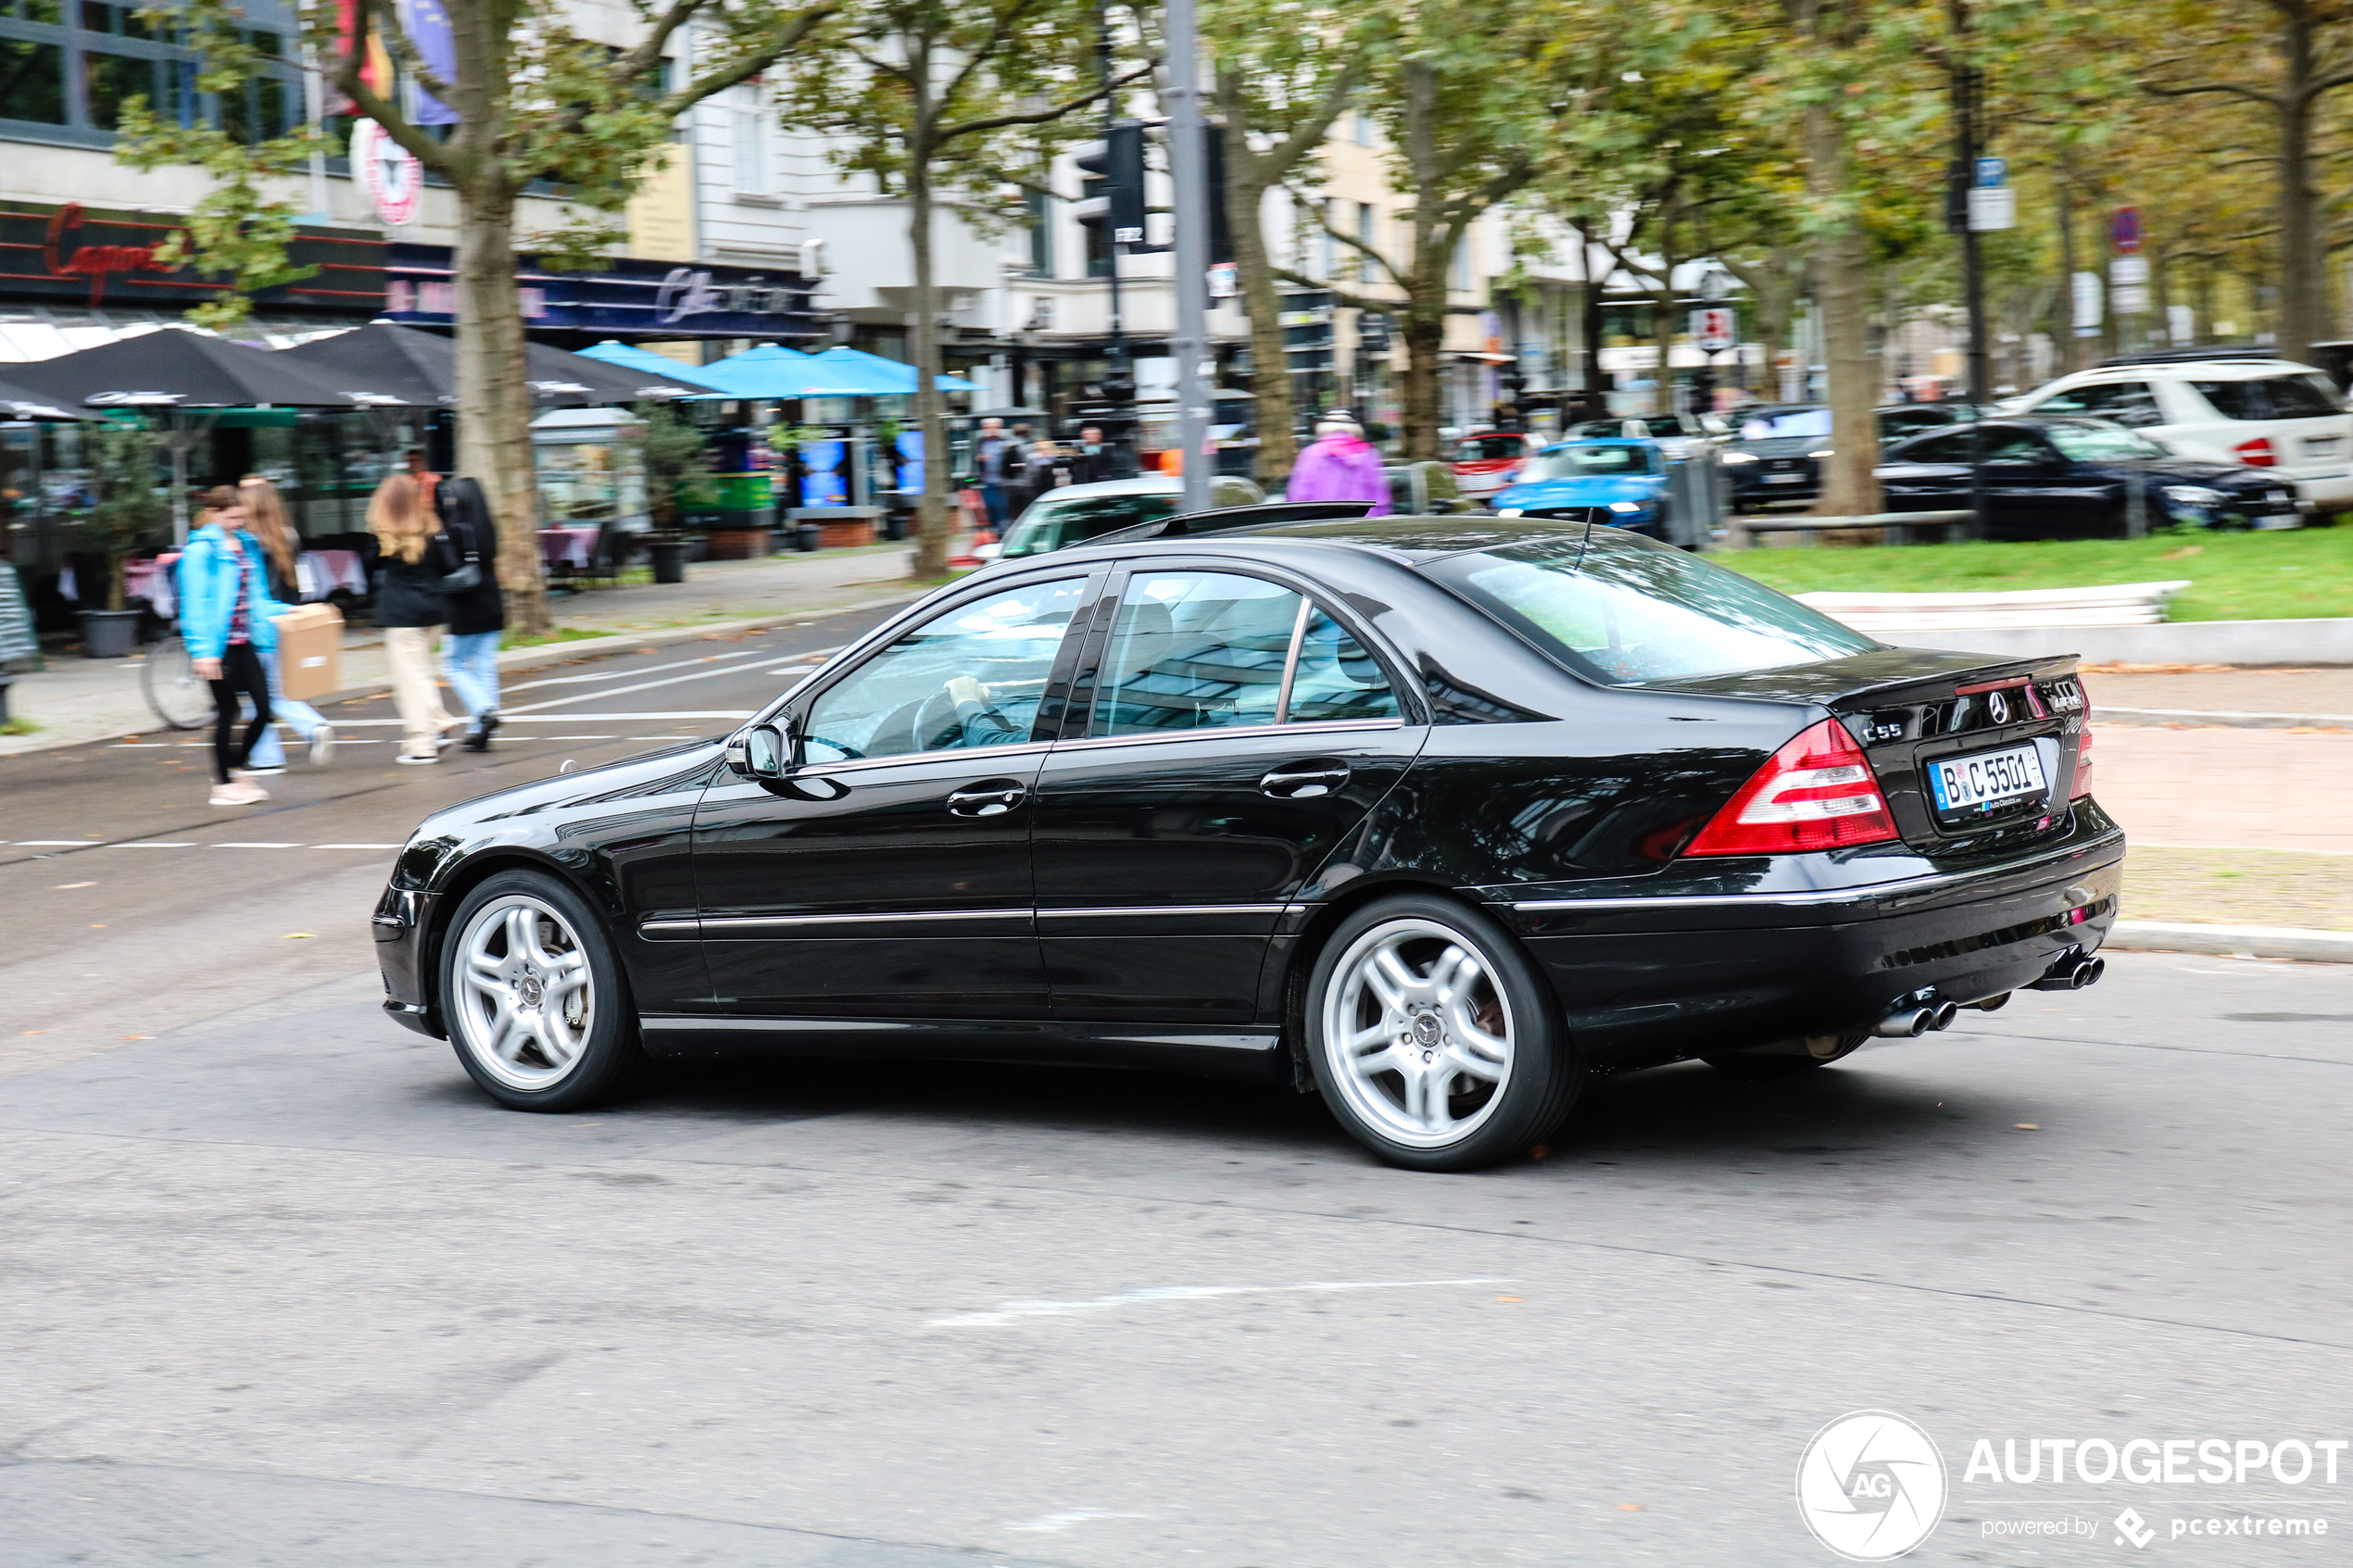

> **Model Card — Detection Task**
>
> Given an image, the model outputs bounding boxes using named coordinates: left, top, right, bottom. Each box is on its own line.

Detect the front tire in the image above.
left=1303, top=894, right=1580, bottom=1172
left=438, top=869, right=646, bottom=1111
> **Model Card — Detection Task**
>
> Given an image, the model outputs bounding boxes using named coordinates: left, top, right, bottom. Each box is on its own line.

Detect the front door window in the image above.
left=803, top=577, right=1088, bottom=762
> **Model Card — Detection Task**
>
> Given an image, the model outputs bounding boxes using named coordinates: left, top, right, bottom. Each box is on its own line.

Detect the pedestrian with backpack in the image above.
left=435, top=476, right=505, bottom=750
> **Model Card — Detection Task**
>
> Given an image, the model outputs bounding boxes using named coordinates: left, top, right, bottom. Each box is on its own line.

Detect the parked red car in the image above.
left=1451, top=430, right=1539, bottom=499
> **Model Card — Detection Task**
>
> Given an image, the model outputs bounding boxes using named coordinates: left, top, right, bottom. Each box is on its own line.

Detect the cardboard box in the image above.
left=273, top=602, right=345, bottom=700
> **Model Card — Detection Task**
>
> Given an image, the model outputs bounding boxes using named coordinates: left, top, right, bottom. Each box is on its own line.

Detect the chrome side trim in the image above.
left=638, top=917, right=700, bottom=938
left=698, top=908, right=1032, bottom=934
left=1509, top=832, right=2127, bottom=914
left=1037, top=903, right=1290, bottom=920
left=1051, top=718, right=1406, bottom=755
left=797, top=740, right=1054, bottom=778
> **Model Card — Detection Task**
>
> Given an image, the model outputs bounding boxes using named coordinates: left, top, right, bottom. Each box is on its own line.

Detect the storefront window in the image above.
left=0, top=5, right=296, bottom=139
left=0, top=37, right=65, bottom=121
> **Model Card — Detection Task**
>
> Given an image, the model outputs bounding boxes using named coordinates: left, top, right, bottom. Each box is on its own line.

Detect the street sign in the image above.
left=352, top=119, right=422, bottom=227
left=1968, top=186, right=2016, bottom=232
left=2111, top=206, right=2142, bottom=255
left=2071, top=270, right=2104, bottom=334
left=1691, top=306, right=1735, bottom=353
left=1206, top=261, right=1238, bottom=299
left=1973, top=157, right=2007, bottom=188
left=2110, top=254, right=2150, bottom=314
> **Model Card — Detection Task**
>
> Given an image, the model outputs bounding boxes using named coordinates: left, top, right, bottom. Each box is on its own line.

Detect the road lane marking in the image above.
left=104, top=842, right=196, bottom=848
left=499, top=645, right=784, bottom=696
left=214, top=842, right=302, bottom=848
left=312, top=843, right=404, bottom=849
left=507, top=655, right=827, bottom=713
left=927, top=1277, right=1513, bottom=1328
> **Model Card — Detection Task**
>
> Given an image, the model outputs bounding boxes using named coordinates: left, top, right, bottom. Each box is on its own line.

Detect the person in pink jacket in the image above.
left=1284, top=410, right=1392, bottom=515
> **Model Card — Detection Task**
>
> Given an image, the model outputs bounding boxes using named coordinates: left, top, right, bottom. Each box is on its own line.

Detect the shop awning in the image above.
left=812, top=345, right=983, bottom=393
left=7, top=325, right=404, bottom=408
left=694, top=344, right=904, bottom=398
left=284, top=324, right=699, bottom=407
left=577, top=340, right=737, bottom=392
left=0, top=375, right=93, bottom=420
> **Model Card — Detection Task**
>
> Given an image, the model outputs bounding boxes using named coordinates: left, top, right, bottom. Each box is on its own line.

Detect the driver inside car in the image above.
left=940, top=674, right=1027, bottom=748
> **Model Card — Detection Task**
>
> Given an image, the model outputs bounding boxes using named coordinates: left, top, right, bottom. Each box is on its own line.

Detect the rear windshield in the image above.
left=1455, top=435, right=1524, bottom=461
left=1738, top=408, right=1832, bottom=441
left=1001, top=493, right=1172, bottom=557
left=2189, top=374, right=2344, bottom=420
left=1519, top=445, right=1658, bottom=480
left=1423, top=531, right=1878, bottom=684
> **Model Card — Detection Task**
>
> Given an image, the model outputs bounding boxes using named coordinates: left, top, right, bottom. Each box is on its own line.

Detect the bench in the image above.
left=1726, top=510, right=1976, bottom=548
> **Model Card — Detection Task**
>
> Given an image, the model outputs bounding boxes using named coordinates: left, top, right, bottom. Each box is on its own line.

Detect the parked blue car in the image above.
left=1488, top=437, right=1671, bottom=536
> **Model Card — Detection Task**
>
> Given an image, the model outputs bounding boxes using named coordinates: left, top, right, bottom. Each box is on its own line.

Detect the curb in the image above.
left=2097, top=707, right=2353, bottom=731
left=5, top=586, right=927, bottom=759
left=2106, top=919, right=2353, bottom=963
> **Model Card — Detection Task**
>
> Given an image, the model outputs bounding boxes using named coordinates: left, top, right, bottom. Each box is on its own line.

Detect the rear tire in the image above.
left=1703, top=1030, right=1869, bottom=1076
left=438, top=869, right=647, bottom=1111
left=1303, top=893, right=1580, bottom=1172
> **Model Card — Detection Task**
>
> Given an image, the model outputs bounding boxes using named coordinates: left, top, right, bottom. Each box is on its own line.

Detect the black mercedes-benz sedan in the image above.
left=375, top=517, right=2122, bottom=1172
left=1878, top=415, right=2300, bottom=537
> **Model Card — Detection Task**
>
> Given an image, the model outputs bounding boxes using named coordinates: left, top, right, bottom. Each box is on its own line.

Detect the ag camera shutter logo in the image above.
left=1796, top=1411, right=1949, bottom=1561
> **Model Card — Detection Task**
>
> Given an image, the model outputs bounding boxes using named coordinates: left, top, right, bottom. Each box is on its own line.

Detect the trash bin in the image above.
left=648, top=539, right=689, bottom=584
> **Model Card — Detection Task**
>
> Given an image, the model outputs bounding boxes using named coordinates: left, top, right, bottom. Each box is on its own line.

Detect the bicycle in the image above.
left=141, top=628, right=213, bottom=731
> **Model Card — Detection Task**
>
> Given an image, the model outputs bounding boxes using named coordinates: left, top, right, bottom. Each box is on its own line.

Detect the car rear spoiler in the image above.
left=1089, top=499, right=1378, bottom=547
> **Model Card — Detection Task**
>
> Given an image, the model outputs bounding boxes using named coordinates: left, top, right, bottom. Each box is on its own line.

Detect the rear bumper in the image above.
left=1488, top=822, right=2125, bottom=1071
left=2291, top=471, right=2353, bottom=508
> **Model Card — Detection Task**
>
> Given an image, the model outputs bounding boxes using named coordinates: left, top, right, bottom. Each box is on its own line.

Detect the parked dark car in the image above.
left=1878, top=416, right=2299, bottom=538
left=375, top=517, right=2121, bottom=1172
left=1722, top=403, right=1991, bottom=509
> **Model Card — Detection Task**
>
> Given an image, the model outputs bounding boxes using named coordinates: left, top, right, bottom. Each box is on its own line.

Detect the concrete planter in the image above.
left=77, top=608, right=141, bottom=659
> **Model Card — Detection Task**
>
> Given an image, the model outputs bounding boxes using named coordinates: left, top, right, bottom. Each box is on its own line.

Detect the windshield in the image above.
left=1518, top=445, right=1658, bottom=481
left=1000, top=493, right=1174, bottom=557
left=1423, top=531, right=1878, bottom=684
left=2043, top=422, right=2168, bottom=461
left=1738, top=408, right=1832, bottom=442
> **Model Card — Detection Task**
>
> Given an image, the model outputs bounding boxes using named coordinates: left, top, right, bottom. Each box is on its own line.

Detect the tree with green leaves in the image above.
left=1205, top=3, right=1374, bottom=483
left=627, top=401, right=718, bottom=531
left=118, top=0, right=839, bottom=636
left=83, top=420, right=168, bottom=612
left=775, top=0, right=1151, bottom=576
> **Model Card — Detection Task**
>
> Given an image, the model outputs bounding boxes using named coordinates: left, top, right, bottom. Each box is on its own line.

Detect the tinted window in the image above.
left=1738, top=408, right=1832, bottom=441
left=1894, top=431, right=1972, bottom=463
left=1092, top=571, right=1299, bottom=735
left=2191, top=374, right=2344, bottom=420
left=802, top=577, right=1087, bottom=761
left=1425, top=532, right=1878, bottom=684
left=1982, top=432, right=2055, bottom=465
left=1284, top=611, right=1399, bottom=722
left=1000, top=493, right=1173, bottom=558
left=1878, top=407, right=1956, bottom=438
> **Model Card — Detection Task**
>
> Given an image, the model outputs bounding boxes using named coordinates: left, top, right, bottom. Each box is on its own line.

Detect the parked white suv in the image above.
left=2007, top=356, right=2353, bottom=514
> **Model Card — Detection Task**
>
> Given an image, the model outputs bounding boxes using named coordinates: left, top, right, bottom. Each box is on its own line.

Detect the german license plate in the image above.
left=1764, top=472, right=1806, bottom=483
left=1928, top=743, right=2048, bottom=813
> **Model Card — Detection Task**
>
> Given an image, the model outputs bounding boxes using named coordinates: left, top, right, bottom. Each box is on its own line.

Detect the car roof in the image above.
left=1536, top=436, right=1657, bottom=452
left=2045, top=358, right=2322, bottom=383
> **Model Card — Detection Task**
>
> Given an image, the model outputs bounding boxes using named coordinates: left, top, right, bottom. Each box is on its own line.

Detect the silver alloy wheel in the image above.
left=451, top=894, right=596, bottom=1091
left=1321, top=916, right=1516, bottom=1149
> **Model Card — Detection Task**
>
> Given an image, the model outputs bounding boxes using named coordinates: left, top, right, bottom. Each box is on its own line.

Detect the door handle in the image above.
left=947, top=782, right=1028, bottom=817
left=1260, top=762, right=1352, bottom=799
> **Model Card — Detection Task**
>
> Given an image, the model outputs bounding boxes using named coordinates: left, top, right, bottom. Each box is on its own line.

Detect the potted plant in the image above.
left=625, top=401, right=714, bottom=582
left=78, top=419, right=164, bottom=659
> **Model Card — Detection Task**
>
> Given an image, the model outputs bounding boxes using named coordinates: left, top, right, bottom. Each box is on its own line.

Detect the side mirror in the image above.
left=728, top=721, right=791, bottom=779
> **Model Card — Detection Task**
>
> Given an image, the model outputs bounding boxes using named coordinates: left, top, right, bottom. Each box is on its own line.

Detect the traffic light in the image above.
left=1075, top=120, right=1149, bottom=253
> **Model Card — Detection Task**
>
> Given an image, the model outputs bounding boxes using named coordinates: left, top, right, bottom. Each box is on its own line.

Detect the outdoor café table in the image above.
left=538, top=526, right=599, bottom=569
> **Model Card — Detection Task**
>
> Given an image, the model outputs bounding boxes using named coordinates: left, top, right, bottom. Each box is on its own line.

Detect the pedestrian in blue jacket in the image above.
left=176, top=486, right=292, bottom=805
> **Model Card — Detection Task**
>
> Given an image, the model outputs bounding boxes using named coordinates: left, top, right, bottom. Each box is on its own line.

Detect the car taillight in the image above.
left=1682, top=719, right=1901, bottom=857
left=2234, top=436, right=2277, bottom=467
left=2070, top=691, right=2094, bottom=799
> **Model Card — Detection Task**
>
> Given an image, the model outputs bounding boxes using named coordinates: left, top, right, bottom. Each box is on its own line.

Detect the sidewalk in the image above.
left=1, top=544, right=924, bottom=758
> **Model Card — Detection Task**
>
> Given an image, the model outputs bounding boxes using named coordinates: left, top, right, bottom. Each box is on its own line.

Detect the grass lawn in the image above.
left=1715, top=524, right=2353, bottom=622
left=2123, top=847, right=2353, bottom=930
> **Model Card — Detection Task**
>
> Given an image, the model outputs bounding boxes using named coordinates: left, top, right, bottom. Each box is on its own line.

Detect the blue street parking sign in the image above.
left=1974, top=157, right=2007, bottom=188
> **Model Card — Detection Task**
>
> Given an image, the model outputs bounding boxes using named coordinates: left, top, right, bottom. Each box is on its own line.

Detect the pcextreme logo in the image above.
left=1796, top=1411, right=1950, bottom=1562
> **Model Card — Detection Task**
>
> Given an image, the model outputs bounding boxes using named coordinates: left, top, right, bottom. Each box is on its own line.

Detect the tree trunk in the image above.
left=908, top=141, right=950, bottom=578
left=1649, top=213, right=1679, bottom=419
left=1227, top=168, right=1295, bottom=486
left=1398, top=277, right=1446, bottom=460
left=453, top=182, right=548, bottom=638
left=2276, top=6, right=2328, bottom=364
left=2055, top=178, right=2088, bottom=374
left=1804, top=96, right=1877, bottom=515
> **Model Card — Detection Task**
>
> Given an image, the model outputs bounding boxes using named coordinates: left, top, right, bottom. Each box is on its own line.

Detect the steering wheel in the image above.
left=911, top=685, right=961, bottom=753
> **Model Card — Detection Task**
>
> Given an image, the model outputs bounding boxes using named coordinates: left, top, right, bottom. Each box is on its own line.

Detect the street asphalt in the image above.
left=4, top=612, right=2350, bottom=1566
